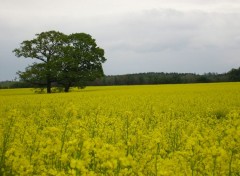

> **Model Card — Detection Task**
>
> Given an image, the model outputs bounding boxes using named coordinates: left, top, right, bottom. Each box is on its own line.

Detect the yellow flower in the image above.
left=70, top=159, right=77, bottom=169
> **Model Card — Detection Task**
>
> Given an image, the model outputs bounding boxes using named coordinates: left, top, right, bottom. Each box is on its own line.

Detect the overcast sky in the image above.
left=1, top=0, right=240, bottom=81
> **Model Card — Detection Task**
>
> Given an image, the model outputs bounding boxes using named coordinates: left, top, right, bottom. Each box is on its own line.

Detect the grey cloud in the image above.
left=1, top=1, right=240, bottom=81
left=100, top=9, right=240, bottom=74
left=102, top=9, right=240, bottom=52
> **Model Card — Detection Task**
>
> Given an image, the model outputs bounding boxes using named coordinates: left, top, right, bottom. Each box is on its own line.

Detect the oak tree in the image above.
left=13, top=31, right=106, bottom=93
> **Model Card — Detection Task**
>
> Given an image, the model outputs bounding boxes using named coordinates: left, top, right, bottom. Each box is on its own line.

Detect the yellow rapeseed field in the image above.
left=0, top=83, right=240, bottom=175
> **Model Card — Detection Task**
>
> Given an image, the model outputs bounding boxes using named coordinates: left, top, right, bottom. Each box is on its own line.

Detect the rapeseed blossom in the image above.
left=0, top=83, right=240, bottom=175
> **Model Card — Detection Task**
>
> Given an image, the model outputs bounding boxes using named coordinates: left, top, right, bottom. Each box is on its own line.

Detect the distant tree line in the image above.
left=1, top=67, right=239, bottom=89
left=88, top=67, right=240, bottom=86
left=0, top=81, right=32, bottom=89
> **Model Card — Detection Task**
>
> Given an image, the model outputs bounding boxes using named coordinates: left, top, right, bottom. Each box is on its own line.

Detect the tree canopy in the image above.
left=13, top=31, right=106, bottom=93
left=227, top=67, right=240, bottom=81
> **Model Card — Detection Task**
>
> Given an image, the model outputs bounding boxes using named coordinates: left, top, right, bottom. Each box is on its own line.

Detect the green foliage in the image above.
left=17, top=63, right=48, bottom=86
left=228, top=67, right=240, bottom=81
left=0, top=81, right=31, bottom=89
left=53, top=33, right=106, bottom=92
left=13, top=31, right=106, bottom=93
left=88, top=72, right=230, bottom=86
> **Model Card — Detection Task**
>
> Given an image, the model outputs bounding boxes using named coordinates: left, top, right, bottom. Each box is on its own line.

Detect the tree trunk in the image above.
left=46, top=61, right=52, bottom=93
left=64, top=85, right=70, bottom=92
left=46, top=73, right=51, bottom=93
left=47, top=80, right=51, bottom=93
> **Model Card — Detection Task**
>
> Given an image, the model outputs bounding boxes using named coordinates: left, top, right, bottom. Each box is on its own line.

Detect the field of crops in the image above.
left=0, top=83, right=240, bottom=175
